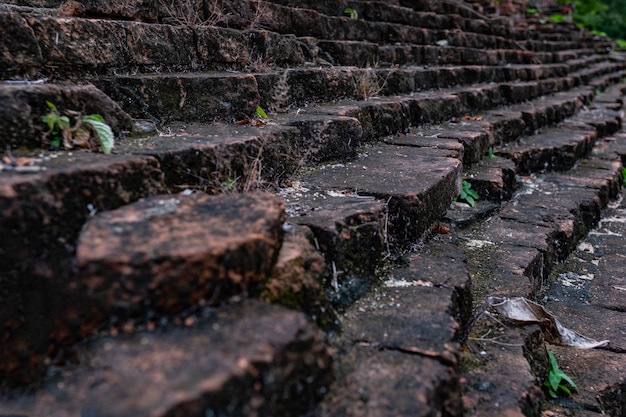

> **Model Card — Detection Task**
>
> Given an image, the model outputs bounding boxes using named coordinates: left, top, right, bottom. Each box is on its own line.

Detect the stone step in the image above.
left=0, top=71, right=621, bottom=390
left=3, top=4, right=610, bottom=81
left=0, top=300, right=334, bottom=417
left=316, top=240, right=471, bottom=417
left=0, top=9, right=306, bottom=79
left=0, top=83, right=132, bottom=149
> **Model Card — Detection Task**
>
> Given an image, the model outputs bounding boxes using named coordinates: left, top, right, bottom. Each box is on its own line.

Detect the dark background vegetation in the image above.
left=569, top=0, right=626, bottom=42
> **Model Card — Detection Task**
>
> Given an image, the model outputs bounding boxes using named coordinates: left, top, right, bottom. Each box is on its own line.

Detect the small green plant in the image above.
left=526, top=7, right=539, bottom=15
left=41, top=101, right=114, bottom=154
left=344, top=7, right=358, bottom=19
left=617, top=39, right=626, bottom=50
left=544, top=348, right=578, bottom=398
left=550, top=14, right=567, bottom=23
left=42, top=101, right=70, bottom=149
left=621, top=167, right=626, bottom=187
left=487, top=147, right=496, bottom=158
left=221, top=177, right=238, bottom=192
left=255, top=105, right=268, bottom=119
left=456, top=180, right=479, bottom=207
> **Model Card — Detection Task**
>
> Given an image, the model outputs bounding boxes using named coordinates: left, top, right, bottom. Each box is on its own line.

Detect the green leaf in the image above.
left=82, top=118, right=114, bottom=154
left=558, top=371, right=578, bottom=392
left=465, top=195, right=475, bottom=207
left=344, top=7, right=358, bottom=19
left=46, top=100, right=57, bottom=111
left=255, top=105, right=268, bottom=119
left=548, top=371, right=561, bottom=391
left=59, top=115, right=70, bottom=128
left=82, top=113, right=106, bottom=123
left=467, top=188, right=480, bottom=200
left=50, top=137, right=61, bottom=148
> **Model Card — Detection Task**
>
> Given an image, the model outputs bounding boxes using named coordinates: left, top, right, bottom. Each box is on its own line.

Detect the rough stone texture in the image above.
left=317, top=240, right=470, bottom=417
left=497, top=128, right=597, bottom=173
left=0, top=10, right=42, bottom=78
left=281, top=191, right=386, bottom=309
left=76, top=191, right=285, bottom=315
left=461, top=327, right=545, bottom=417
left=261, top=223, right=336, bottom=328
left=303, top=144, right=462, bottom=245
left=318, top=348, right=461, bottom=417
left=94, top=73, right=260, bottom=123
left=0, top=300, right=334, bottom=417
left=0, top=83, right=133, bottom=149
left=58, top=0, right=159, bottom=22
left=0, top=154, right=166, bottom=388
left=466, top=156, right=517, bottom=201
left=0, top=0, right=625, bottom=413
left=283, top=114, right=363, bottom=162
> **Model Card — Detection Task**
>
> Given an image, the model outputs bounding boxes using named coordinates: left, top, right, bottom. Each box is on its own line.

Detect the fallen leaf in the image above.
left=487, top=296, right=609, bottom=349
left=462, top=114, right=483, bottom=121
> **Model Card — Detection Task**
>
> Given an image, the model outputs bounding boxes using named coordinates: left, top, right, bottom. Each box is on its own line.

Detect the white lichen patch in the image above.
left=558, top=271, right=595, bottom=288
left=383, top=278, right=433, bottom=288
left=465, top=239, right=496, bottom=248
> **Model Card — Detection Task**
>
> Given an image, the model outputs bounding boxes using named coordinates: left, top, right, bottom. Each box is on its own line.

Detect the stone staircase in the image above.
left=1, top=0, right=626, bottom=416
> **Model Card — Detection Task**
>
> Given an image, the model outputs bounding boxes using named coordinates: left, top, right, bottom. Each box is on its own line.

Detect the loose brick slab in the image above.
left=301, top=144, right=461, bottom=244
left=0, top=300, right=333, bottom=417
left=76, top=191, right=285, bottom=314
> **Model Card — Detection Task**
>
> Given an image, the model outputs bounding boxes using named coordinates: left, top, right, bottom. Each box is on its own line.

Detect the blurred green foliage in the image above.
left=560, top=0, right=626, bottom=45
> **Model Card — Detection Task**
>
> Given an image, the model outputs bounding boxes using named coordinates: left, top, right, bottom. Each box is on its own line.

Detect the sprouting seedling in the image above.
left=487, top=147, right=496, bottom=158
left=255, top=105, right=268, bottom=119
left=456, top=180, right=479, bottom=207
left=41, top=101, right=70, bottom=149
left=544, top=348, right=578, bottom=398
left=41, top=101, right=114, bottom=154
left=621, top=167, right=626, bottom=187
left=344, top=7, right=358, bottom=19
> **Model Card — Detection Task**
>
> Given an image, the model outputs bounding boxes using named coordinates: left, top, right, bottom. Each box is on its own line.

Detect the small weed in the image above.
left=544, top=348, right=578, bottom=398
left=456, top=180, right=479, bottom=207
left=526, top=7, right=539, bottom=15
left=255, top=105, right=268, bottom=119
left=159, top=0, right=225, bottom=26
left=487, top=147, right=496, bottom=158
left=352, top=64, right=397, bottom=100
left=41, top=101, right=114, bottom=154
left=344, top=7, right=358, bottom=19
left=220, top=177, right=238, bottom=193
left=617, top=39, right=626, bottom=51
left=550, top=14, right=567, bottom=23
left=621, top=167, right=626, bottom=187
